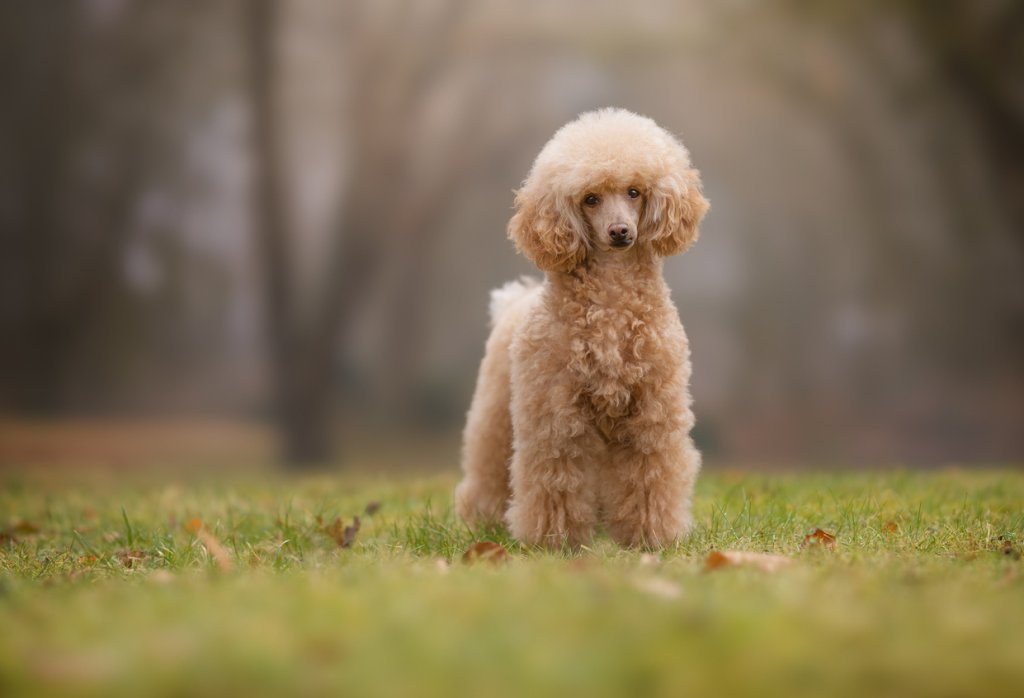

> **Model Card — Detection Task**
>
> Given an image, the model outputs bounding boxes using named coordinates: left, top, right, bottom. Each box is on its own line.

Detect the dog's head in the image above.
left=508, top=108, right=709, bottom=272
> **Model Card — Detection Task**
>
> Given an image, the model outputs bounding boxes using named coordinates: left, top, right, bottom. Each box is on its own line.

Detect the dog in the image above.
left=455, top=108, right=709, bottom=548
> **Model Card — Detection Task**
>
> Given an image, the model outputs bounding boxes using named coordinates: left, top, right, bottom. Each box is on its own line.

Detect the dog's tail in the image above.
left=488, top=276, right=541, bottom=327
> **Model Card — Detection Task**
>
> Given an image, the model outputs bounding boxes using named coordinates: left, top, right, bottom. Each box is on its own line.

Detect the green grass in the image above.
left=1, top=469, right=1022, bottom=698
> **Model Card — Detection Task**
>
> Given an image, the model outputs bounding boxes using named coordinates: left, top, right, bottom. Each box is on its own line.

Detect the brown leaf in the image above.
left=705, top=550, right=793, bottom=572
left=323, top=516, right=360, bottom=548
left=323, top=517, right=343, bottom=544
left=184, top=518, right=203, bottom=534
left=10, top=520, right=40, bottom=535
left=78, top=555, right=98, bottom=566
left=364, top=501, right=382, bottom=516
left=341, top=516, right=361, bottom=548
left=1001, top=539, right=1020, bottom=559
left=115, top=549, right=148, bottom=569
left=194, top=528, right=234, bottom=572
left=461, top=541, right=510, bottom=564
left=882, top=521, right=900, bottom=534
left=802, top=528, right=837, bottom=549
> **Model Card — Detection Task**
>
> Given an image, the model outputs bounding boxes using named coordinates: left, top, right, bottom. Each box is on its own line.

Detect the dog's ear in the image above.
left=508, top=188, right=588, bottom=272
left=642, top=168, right=709, bottom=257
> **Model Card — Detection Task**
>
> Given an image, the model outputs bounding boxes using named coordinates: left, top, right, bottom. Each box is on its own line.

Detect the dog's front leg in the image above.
left=601, top=430, right=700, bottom=548
left=505, top=383, right=599, bottom=549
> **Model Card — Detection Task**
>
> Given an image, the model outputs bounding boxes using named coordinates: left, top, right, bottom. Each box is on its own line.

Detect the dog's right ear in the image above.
left=508, top=187, right=588, bottom=273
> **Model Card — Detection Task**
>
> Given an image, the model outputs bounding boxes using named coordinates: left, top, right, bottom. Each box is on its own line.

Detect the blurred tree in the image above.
left=0, top=3, right=173, bottom=412
left=246, top=0, right=507, bottom=465
left=0, top=2, right=244, bottom=415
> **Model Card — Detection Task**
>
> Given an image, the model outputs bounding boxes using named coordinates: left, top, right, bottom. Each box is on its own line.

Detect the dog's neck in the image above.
left=547, top=248, right=669, bottom=312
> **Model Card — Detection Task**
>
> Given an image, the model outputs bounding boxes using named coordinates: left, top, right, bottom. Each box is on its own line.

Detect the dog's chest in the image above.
left=566, top=296, right=658, bottom=432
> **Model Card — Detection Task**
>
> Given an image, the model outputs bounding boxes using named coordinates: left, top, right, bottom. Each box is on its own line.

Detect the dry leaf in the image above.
left=364, top=501, right=382, bottom=516
left=705, top=550, right=793, bottom=572
left=1001, top=539, right=1020, bottom=559
left=184, top=518, right=203, bottom=534
left=194, top=528, right=234, bottom=571
left=323, top=517, right=344, bottom=544
left=10, top=520, right=40, bottom=535
left=79, top=555, right=98, bottom=566
left=802, top=528, right=837, bottom=549
left=882, top=521, right=899, bottom=534
left=461, top=541, right=510, bottom=564
left=115, top=549, right=148, bottom=569
left=323, top=516, right=360, bottom=548
left=632, top=575, right=683, bottom=600
left=341, top=516, right=361, bottom=548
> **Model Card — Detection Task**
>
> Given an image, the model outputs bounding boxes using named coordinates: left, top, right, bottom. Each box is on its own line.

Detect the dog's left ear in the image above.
left=642, top=168, right=709, bottom=257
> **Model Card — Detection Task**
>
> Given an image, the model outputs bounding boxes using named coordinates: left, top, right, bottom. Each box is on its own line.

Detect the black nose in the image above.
left=609, top=224, right=630, bottom=243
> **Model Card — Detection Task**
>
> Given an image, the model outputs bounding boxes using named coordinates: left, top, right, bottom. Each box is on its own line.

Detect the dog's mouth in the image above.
left=610, top=239, right=634, bottom=249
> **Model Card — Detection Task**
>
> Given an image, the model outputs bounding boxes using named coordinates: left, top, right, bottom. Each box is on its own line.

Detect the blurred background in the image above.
left=1, top=0, right=1021, bottom=472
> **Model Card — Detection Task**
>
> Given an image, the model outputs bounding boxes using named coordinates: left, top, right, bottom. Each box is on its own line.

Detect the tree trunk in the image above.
left=245, top=0, right=335, bottom=467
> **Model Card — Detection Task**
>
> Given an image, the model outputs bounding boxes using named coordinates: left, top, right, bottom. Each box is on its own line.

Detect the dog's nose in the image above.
left=609, top=224, right=630, bottom=243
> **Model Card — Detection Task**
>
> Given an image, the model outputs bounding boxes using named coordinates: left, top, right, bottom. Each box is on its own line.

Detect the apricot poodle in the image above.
left=455, top=108, right=710, bottom=548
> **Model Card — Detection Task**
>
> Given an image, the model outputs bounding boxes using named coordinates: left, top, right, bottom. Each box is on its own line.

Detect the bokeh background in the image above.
left=1, top=0, right=1022, bottom=471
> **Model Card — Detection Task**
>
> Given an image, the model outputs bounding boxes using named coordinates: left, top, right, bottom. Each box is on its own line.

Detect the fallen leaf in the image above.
left=323, top=516, right=360, bottom=548
left=1001, top=540, right=1020, bottom=559
left=364, top=501, right=382, bottom=516
left=10, top=520, right=40, bottom=535
left=705, top=550, right=793, bottom=572
left=115, top=549, right=148, bottom=569
left=632, top=576, right=683, bottom=600
left=882, top=521, right=899, bottom=534
left=193, top=528, right=234, bottom=572
left=184, top=518, right=203, bottom=534
left=802, top=528, right=837, bottom=549
left=78, top=555, right=98, bottom=566
left=461, top=541, right=510, bottom=564
left=323, top=517, right=343, bottom=544
left=341, top=516, right=361, bottom=548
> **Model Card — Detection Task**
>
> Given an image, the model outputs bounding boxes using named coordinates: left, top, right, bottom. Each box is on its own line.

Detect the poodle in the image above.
left=454, top=108, right=709, bottom=548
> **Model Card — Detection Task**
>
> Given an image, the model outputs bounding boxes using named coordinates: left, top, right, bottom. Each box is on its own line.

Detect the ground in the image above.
left=1, top=466, right=1022, bottom=698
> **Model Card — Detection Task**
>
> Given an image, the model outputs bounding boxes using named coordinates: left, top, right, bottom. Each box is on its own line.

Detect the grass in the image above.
left=1, top=468, right=1022, bottom=698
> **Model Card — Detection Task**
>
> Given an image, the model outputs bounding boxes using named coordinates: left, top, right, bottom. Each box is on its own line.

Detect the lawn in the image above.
left=1, top=468, right=1022, bottom=697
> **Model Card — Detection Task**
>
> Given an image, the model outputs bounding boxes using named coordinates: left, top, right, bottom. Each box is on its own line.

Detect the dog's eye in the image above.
left=584, top=194, right=599, bottom=206
left=627, top=187, right=640, bottom=199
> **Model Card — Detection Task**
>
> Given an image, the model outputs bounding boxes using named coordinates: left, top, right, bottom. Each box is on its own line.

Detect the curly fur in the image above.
left=455, top=108, right=709, bottom=548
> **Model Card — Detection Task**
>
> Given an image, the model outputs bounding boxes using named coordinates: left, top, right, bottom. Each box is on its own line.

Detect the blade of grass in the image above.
left=122, top=506, right=135, bottom=548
